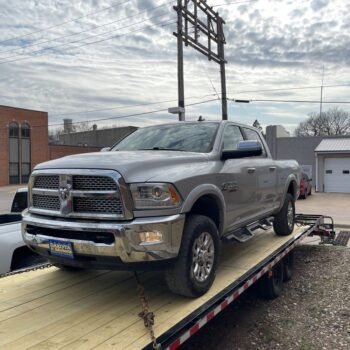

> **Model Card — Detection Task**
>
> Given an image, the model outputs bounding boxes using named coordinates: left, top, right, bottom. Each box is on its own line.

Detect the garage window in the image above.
left=325, top=170, right=332, bottom=174
left=343, top=170, right=350, bottom=174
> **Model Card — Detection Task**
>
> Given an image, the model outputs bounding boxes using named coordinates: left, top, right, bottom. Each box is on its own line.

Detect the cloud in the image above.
left=0, top=0, right=348, bottom=134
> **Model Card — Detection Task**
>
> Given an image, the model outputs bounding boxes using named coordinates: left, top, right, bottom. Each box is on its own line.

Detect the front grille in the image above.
left=73, top=197, right=123, bottom=214
left=31, top=172, right=124, bottom=219
left=34, top=176, right=59, bottom=189
left=73, top=176, right=118, bottom=191
left=33, top=194, right=60, bottom=211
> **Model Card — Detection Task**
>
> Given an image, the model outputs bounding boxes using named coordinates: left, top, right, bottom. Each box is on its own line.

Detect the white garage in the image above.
left=315, top=139, right=350, bottom=193
left=324, top=158, right=350, bottom=193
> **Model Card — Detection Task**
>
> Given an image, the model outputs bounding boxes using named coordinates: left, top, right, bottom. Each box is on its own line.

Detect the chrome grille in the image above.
left=73, top=197, right=123, bottom=214
left=33, top=194, right=60, bottom=211
left=73, top=176, right=117, bottom=191
left=34, top=175, right=59, bottom=189
left=30, top=171, right=125, bottom=219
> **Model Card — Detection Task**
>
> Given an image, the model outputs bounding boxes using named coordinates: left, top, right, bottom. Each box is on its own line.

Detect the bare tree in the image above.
left=295, top=108, right=350, bottom=136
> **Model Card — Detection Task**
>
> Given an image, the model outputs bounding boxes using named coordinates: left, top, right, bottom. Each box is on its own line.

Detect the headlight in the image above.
left=130, top=183, right=182, bottom=209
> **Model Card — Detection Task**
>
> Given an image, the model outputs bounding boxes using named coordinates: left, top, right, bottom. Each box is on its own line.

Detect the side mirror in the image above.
left=222, top=140, right=262, bottom=160
left=100, top=147, right=111, bottom=152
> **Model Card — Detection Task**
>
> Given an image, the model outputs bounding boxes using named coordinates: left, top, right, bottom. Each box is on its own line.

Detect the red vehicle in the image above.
left=299, top=173, right=312, bottom=199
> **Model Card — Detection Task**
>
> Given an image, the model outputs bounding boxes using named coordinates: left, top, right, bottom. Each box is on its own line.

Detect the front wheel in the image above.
left=273, top=193, right=295, bottom=236
left=165, top=214, right=220, bottom=298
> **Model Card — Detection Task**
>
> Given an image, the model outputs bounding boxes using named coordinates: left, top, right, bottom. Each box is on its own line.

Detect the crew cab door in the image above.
left=219, top=125, right=259, bottom=231
left=242, top=127, right=278, bottom=214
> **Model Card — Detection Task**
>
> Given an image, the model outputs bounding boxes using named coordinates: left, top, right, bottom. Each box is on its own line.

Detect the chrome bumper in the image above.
left=22, top=211, right=185, bottom=264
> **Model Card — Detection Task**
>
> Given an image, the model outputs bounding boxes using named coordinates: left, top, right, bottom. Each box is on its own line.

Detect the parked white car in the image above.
left=0, top=188, right=46, bottom=275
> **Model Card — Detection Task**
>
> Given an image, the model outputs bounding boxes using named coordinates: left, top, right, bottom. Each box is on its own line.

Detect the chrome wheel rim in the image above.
left=192, top=232, right=215, bottom=283
left=287, top=202, right=294, bottom=230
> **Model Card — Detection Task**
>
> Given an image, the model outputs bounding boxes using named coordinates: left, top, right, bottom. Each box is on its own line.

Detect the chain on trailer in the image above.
left=134, top=271, right=162, bottom=350
left=0, top=263, right=52, bottom=279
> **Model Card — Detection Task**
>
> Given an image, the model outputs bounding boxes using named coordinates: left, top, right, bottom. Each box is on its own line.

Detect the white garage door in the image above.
left=324, top=158, right=350, bottom=193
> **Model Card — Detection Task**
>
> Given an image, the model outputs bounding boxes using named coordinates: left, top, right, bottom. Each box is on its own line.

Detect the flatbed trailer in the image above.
left=0, top=215, right=335, bottom=350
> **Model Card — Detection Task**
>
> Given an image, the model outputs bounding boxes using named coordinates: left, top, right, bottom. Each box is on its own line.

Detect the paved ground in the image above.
left=296, top=192, right=350, bottom=228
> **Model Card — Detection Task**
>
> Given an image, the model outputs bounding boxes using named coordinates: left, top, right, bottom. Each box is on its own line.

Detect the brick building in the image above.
left=0, top=105, right=100, bottom=187
left=0, top=105, right=49, bottom=186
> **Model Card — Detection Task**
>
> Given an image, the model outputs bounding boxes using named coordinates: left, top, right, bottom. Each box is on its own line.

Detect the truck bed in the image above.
left=0, top=225, right=312, bottom=350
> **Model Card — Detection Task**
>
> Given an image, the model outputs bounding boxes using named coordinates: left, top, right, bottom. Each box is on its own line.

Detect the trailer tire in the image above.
left=165, top=214, right=220, bottom=298
left=258, top=260, right=284, bottom=299
left=283, top=251, right=294, bottom=282
left=274, top=193, right=295, bottom=236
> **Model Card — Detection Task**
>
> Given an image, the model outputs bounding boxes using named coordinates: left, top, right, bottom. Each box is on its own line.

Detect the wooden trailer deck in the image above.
left=0, top=225, right=309, bottom=350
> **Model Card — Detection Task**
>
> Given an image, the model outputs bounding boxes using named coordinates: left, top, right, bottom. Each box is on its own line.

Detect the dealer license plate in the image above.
left=49, top=240, right=74, bottom=259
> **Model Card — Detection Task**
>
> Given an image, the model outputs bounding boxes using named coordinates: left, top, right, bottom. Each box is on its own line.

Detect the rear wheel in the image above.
left=283, top=251, right=294, bottom=282
left=165, top=214, right=220, bottom=298
left=258, top=260, right=284, bottom=299
left=273, top=193, right=295, bottom=236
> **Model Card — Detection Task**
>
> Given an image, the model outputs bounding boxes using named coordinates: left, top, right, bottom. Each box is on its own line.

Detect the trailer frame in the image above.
left=144, top=214, right=331, bottom=350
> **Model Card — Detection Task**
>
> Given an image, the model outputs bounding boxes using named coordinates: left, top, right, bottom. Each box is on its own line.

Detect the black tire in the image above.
left=308, top=187, right=312, bottom=196
left=165, top=214, right=220, bottom=298
left=283, top=251, right=294, bottom=281
left=273, top=193, right=295, bottom=236
left=258, top=260, right=284, bottom=299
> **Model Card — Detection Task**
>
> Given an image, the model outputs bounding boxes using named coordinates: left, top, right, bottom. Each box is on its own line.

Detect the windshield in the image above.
left=112, top=123, right=219, bottom=153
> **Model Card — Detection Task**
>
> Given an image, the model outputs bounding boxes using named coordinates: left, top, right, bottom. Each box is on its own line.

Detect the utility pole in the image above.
left=217, top=17, right=227, bottom=120
left=177, top=0, right=185, bottom=121
left=173, top=1, right=227, bottom=121
left=320, top=65, right=324, bottom=117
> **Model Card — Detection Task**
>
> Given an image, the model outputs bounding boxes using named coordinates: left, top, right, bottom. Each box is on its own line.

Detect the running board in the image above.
left=223, top=217, right=274, bottom=243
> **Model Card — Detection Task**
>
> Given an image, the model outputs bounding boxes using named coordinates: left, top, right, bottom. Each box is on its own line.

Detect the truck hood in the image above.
left=35, top=151, right=210, bottom=183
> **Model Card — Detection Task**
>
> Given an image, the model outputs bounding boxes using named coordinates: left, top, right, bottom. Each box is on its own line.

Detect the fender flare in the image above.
left=279, top=175, right=299, bottom=211
left=180, top=184, right=226, bottom=234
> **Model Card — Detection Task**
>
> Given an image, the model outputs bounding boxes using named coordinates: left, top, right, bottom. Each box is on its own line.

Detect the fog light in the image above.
left=139, top=231, right=163, bottom=244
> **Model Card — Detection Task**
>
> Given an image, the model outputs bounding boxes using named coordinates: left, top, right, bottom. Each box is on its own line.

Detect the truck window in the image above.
left=243, top=128, right=267, bottom=156
left=223, top=125, right=244, bottom=151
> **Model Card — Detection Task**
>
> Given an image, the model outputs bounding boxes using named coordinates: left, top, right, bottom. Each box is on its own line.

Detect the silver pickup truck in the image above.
left=22, top=121, right=300, bottom=297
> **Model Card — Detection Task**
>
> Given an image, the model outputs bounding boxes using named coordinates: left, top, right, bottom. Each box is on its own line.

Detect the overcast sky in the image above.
left=0, top=0, right=349, bottom=134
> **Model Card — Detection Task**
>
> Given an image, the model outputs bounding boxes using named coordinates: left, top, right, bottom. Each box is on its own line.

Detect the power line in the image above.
left=12, top=98, right=218, bottom=130
left=0, top=0, right=133, bottom=45
left=231, top=98, right=350, bottom=104
left=0, top=1, right=174, bottom=57
left=226, top=84, right=350, bottom=95
left=0, top=95, right=219, bottom=132
left=50, top=93, right=217, bottom=117
left=0, top=17, right=175, bottom=65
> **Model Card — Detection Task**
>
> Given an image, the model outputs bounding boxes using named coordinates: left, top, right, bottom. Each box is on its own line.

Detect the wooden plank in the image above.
left=0, top=267, right=107, bottom=307
left=2, top=274, right=156, bottom=350
left=0, top=272, right=133, bottom=344
left=0, top=226, right=306, bottom=350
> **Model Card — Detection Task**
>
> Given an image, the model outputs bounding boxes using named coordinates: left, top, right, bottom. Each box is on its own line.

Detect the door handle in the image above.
left=247, top=168, right=256, bottom=174
left=269, top=166, right=277, bottom=171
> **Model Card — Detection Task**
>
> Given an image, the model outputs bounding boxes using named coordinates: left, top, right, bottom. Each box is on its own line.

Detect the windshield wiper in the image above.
left=136, top=147, right=185, bottom=151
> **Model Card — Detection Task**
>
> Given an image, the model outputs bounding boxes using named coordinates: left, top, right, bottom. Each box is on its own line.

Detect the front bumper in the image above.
left=22, top=211, right=185, bottom=269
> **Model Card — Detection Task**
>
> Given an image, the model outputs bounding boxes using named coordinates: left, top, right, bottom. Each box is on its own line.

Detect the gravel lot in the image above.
left=182, top=245, right=350, bottom=350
